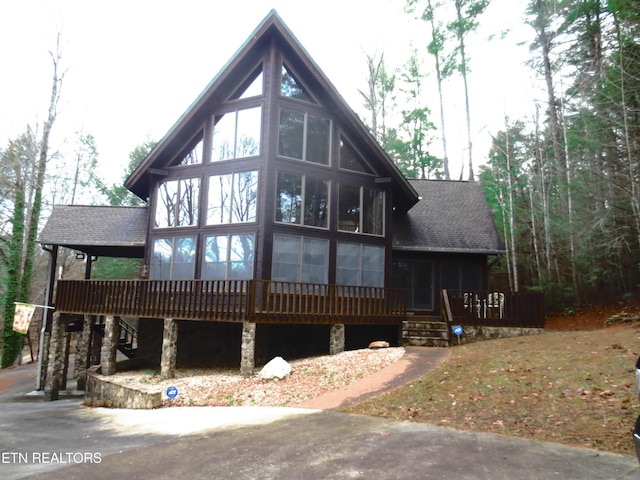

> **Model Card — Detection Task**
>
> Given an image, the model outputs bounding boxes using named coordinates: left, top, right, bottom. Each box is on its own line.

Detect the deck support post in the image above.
left=329, top=323, right=345, bottom=355
left=44, top=312, right=65, bottom=401
left=240, top=322, right=256, bottom=376
left=101, top=315, right=120, bottom=376
left=161, top=318, right=178, bottom=380
left=75, top=315, right=93, bottom=390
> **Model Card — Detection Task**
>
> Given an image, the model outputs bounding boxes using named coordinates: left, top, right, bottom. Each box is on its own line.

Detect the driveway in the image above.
left=1, top=359, right=639, bottom=479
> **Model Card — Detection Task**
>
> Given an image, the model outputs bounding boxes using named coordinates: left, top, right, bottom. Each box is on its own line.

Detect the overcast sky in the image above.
left=0, top=0, right=534, bottom=183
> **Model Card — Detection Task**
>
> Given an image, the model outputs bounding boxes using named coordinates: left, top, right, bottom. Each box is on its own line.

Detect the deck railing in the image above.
left=54, top=279, right=406, bottom=325
left=441, top=289, right=545, bottom=329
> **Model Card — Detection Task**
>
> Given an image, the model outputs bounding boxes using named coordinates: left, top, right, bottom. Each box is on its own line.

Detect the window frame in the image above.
left=337, top=183, right=385, bottom=236
left=154, top=177, right=201, bottom=229
left=275, top=170, right=329, bottom=229
left=277, top=105, right=332, bottom=166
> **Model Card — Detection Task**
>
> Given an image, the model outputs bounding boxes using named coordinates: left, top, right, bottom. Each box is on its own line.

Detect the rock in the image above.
left=259, top=356, right=291, bottom=380
left=368, top=340, right=390, bottom=349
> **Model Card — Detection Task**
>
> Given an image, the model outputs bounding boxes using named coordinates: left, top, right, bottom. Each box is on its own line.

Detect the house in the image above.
left=37, top=11, right=510, bottom=400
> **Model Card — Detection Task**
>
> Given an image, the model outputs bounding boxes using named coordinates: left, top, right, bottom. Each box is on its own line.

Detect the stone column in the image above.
left=160, top=318, right=178, bottom=380
left=75, top=315, right=94, bottom=391
left=329, top=323, right=345, bottom=355
left=44, top=312, right=65, bottom=401
left=240, top=322, right=256, bottom=376
left=100, top=315, right=120, bottom=376
left=90, top=318, right=103, bottom=366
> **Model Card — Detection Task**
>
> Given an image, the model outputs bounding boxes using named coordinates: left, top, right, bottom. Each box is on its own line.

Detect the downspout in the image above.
left=37, top=244, right=58, bottom=390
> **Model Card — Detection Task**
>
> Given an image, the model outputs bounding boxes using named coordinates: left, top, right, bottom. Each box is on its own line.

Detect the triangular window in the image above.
left=339, top=137, right=374, bottom=174
left=231, top=66, right=263, bottom=100
left=178, top=138, right=203, bottom=166
left=281, top=64, right=313, bottom=103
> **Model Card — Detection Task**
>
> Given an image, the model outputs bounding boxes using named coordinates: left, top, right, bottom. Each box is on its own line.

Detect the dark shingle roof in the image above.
left=393, top=180, right=505, bottom=254
left=38, top=205, right=148, bottom=258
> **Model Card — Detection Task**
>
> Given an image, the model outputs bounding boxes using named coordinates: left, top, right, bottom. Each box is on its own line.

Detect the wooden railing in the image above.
left=54, top=279, right=406, bottom=325
left=440, top=289, right=544, bottom=329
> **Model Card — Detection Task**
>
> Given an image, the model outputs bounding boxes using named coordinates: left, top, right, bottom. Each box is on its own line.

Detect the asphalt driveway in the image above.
left=1, top=361, right=639, bottom=479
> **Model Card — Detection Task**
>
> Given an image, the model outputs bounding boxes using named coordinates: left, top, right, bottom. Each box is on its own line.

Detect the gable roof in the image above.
left=124, top=9, right=419, bottom=212
left=38, top=205, right=148, bottom=258
left=393, top=180, right=506, bottom=255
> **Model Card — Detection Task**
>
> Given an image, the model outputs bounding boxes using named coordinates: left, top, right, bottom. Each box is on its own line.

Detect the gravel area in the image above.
left=109, top=347, right=405, bottom=408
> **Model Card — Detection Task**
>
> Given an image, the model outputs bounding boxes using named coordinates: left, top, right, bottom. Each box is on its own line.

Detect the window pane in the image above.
left=306, top=115, right=330, bottom=165
left=177, top=178, right=200, bottom=226
left=336, top=242, right=361, bottom=285
left=179, top=138, right=203, bottom=166
left=211, top=112, right=236, bottom=161
left=272, top=235, right=301, bottom=282
left=338, top=184, right=360, bottom=232
left=172, top=237, right=196, bottom=279
left=303, top=177, right=328, bottom=228
left=203, top=235, right=228, bottom=279
left=236, top=71, right=263, bottom=99
left=229, top=234, right=254, bottom=279
left=362, top=187, right=383, bottom=235
left=231, top=171, right=258, bottom=223
left=278, top=108, right=304, bottom=159
left=276, top=172, right=302, bottom=223
left=340, top=137, right=373, bottom=173
left=362, top=245, right=384, bottom=287
left=236, top=107, right=261, bottom=158
left=302, top=238, right=328, bottom=284
left=150, top=238, right=173, bottom=279
left=155, top=180, right=177, bottom=228
left=281, top=65, right=312, bottom=102
left=207, top=174, right=232, bottom=224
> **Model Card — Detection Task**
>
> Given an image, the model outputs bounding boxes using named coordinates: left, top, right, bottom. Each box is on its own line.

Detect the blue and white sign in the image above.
left=166, top=386, right=179, bottom=399
left=452, top=325, right=463, bottom=336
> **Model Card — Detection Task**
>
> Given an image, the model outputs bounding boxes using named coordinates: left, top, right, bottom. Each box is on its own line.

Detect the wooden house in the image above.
left=37, top=11, right=519, bottom=399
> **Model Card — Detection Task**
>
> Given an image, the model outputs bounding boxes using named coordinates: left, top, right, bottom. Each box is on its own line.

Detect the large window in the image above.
left=275, top=171, right=328, bottom=228
left=393, top=260, right=434, bottom=310
left=211, top=106, right=261, bottom=161
left=155, top=178, right=200, bottom=228
left=278, top=107, right=330, bottom=165
left=207, top=170, right=258, bottom=225
left=338, top=184, right=384, bottom=235
left=336, top=242, right=384, bottom=287
left=150, top=236, right=196, bottom=280
left=272, top=234, right=329, bottom=284
left=203, top=234, right=254, bottom=280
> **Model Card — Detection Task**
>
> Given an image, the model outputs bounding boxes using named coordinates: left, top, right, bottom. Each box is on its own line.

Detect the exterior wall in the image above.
left=392, top=251, right=490, bottom=315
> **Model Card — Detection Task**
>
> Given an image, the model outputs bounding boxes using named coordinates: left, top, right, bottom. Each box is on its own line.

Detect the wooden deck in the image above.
left=54, top=279, right=407, bottom=325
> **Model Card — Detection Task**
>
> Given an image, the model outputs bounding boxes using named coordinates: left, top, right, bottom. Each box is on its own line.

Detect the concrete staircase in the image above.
left=402, top=315, right=450, bottom=347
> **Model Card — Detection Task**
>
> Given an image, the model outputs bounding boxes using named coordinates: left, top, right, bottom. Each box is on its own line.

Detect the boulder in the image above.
left=259, top=356, right=291, bottom=380
left=368, top=340, right=390, bottom=349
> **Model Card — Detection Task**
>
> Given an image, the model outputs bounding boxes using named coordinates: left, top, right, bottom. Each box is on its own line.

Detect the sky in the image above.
left=0, top=0, right=535, bottom=184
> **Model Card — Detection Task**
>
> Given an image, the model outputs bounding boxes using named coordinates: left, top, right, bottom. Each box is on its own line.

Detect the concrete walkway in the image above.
left=1, top=352, right=639, bottom=479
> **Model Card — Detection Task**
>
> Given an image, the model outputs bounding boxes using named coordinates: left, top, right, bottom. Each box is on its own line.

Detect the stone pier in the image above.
left=100, top=315, right=120, bottom=376
left=44, top=312, right=65, bottom=401
left=241, top=322, right=256, bottom=376
left=329, top=323, right=345, bottom=355
left=160, top=318, right=178, bottom=380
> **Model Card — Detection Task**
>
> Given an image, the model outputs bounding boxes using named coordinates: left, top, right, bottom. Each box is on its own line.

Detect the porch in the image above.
left=54, top=279, right=407, bottom=325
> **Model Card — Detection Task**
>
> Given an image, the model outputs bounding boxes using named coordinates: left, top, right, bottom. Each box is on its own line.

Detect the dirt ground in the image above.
left=544, top=303, right=640, bottom=331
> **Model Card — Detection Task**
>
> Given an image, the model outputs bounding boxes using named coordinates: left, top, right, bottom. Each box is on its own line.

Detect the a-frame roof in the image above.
left=124, top=9, right=419, bottom=212
left=393, top=180, right=506, bottom=255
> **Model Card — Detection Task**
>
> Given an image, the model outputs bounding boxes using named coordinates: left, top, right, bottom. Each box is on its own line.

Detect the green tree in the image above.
left=98, top=139, right=154, bottom=206
left=1, top=35, right=63, bottom=367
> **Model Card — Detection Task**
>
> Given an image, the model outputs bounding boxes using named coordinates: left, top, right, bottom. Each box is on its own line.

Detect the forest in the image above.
left=359, top=0, right=640, bottom=309
left=0, top=0, right=639, bottom=366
